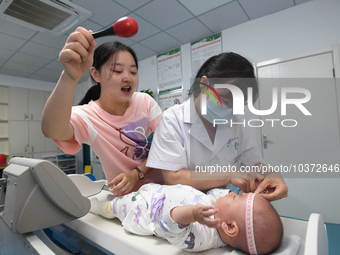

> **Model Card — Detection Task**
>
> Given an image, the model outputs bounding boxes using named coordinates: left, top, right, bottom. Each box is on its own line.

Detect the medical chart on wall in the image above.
left=158, top=90, right=183, bottom=112
left=191, top=33, right=222, bottom=76
left=157, top=48, right=182, bottom=94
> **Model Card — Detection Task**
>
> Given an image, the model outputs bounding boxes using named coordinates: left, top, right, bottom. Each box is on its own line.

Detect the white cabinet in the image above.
left=29, top=121, right=46, bottom=153
left=7, top=87, right=59, bottom=158
left=0, top=86, right=9, bottom=156
left=8, top=121, right=28, bottom=156
left=29, top=89, right=46, bottom=121
left=8, top=119, right=47, bottom=157
left=8, top=87, right=28, bottom=121
left=8, top=87, right=45, bottom=121
left=0, top=121, right=8, bottom=156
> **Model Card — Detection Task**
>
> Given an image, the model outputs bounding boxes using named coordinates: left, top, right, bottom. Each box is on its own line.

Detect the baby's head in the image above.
left=215, top=192, right=283, bottom=254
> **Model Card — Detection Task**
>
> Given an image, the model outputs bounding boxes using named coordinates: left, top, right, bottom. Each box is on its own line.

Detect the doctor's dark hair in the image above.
left=188, top=52, right=258, bottom=103
left=78, top=41, right=138, bottom=105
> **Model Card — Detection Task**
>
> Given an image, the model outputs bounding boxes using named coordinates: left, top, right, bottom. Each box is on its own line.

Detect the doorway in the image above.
left=256, top=45, right=340, bottom=224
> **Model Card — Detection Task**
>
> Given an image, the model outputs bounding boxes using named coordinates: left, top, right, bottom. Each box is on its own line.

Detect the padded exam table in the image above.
left=0, top=158, right=329, bottom=255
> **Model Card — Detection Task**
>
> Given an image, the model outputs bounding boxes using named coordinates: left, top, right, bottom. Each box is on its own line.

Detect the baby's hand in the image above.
left=193, top=204, right=220, bottom=228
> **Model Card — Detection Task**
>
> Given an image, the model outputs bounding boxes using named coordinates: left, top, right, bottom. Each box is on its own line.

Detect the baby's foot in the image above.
left=107, top=194, right=115, bottom=201
left=90, top=198, right=116, bottom=219
left=89, top=197, right=100, bottom=215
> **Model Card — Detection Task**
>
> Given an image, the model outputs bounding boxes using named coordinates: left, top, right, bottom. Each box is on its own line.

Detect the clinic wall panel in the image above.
left=138, top=55, right=158, bottom=102
left=221, top=0, right=340, bottom=63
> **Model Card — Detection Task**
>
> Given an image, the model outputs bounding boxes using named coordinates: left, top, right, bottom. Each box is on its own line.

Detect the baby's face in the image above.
left=215, top=191, right=249, bottom=220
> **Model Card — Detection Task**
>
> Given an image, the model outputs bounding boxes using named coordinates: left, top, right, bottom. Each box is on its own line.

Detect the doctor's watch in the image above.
left=135, top=167, right=144, bottom=180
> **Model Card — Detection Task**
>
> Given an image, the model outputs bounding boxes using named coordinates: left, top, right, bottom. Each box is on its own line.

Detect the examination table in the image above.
left=0, top=158, right=328, bottom=255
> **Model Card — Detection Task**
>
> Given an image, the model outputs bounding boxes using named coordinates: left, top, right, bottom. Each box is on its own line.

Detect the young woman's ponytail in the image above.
left=78, top=83, right=101, bottom=105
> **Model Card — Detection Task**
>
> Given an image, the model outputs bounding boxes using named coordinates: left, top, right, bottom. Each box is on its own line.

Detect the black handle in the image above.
left=92, top=26, right=115, bottom=39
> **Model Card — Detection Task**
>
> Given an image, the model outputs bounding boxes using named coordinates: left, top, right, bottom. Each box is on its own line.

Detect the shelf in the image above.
left=43, top=153, right=77, bottom=174
left=51, top=158, right=75, bottom=163
left=64, top=169, right=76, bottom=175
left=43, top=154, right=75, bottom=159
left=60, top=167, right=76, bottom=171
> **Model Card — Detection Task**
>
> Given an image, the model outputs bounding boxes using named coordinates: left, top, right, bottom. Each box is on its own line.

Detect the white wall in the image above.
left=0, top=74, right=55, bottom=91
left=221, top=0, right=340, bottom=63
left=139, top=0, right=340, bottom=95
left=137, top=56, right=158, bottom=102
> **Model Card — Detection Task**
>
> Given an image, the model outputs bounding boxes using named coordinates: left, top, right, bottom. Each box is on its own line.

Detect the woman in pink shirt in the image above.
left=42, top=27, right=164, bottom=196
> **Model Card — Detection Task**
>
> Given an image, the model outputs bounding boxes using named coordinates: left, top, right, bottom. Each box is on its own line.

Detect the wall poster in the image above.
left=158, top=90, right=183, bottom=112
left=191, top=33, right=222, bottom=76
left=157, top=48, right=182, bottom=94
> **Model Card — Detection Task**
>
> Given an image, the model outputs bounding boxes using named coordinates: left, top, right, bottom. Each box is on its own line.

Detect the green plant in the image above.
left=140, top=89, right=154, bottom=98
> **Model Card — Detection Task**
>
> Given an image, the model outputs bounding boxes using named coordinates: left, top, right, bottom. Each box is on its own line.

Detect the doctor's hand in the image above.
left=230, top=172, right=264, bottom=193
left=255, top=172, right=288, bottom=201
left=108, top=171, right=139, bottom=196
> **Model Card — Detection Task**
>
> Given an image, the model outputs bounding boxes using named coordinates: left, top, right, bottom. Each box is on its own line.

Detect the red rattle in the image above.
left=92, top=16, right=138, bottom=38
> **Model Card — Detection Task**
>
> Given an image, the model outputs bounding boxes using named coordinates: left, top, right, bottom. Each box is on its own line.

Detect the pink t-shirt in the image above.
left=55, top=92, right=164, bottom=191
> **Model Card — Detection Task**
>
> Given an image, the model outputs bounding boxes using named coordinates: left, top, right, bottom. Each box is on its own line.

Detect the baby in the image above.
left=90, top=183, right=283, bottom=254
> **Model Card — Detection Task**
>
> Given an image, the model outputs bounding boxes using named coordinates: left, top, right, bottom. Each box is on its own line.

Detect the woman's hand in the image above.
left=193, top=204, right=220, bottom=228
left=229, top=172, right=265, bottom=193
left=255, top=172, right=288, bottom=201
left=108, top=170, right=139, bottom=196
left=59, top=27, right=96, bottom=81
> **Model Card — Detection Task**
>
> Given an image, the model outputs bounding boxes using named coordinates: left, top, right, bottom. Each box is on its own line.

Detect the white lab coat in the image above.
left=146, top=97, right=264, bottom=173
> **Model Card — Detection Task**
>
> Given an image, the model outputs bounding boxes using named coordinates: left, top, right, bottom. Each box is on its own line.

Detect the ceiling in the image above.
left=0, top=0, right=312, bottom=84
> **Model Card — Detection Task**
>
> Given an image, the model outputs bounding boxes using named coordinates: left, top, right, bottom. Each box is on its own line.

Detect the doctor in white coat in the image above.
left=147, top=52, right=288, bottom=201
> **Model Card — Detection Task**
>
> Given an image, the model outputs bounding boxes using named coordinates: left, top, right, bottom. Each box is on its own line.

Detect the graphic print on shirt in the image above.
left=159, top=215, right=169, bottom=232
left=185, top=232, right=196, bottom=249
left=192, top=194, right=203, bottom=204
left=118, top=117, right=153, bottom=159
left=133, top=205, right=142, bottom=224
left=227, top=136, right=239, bottom=150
